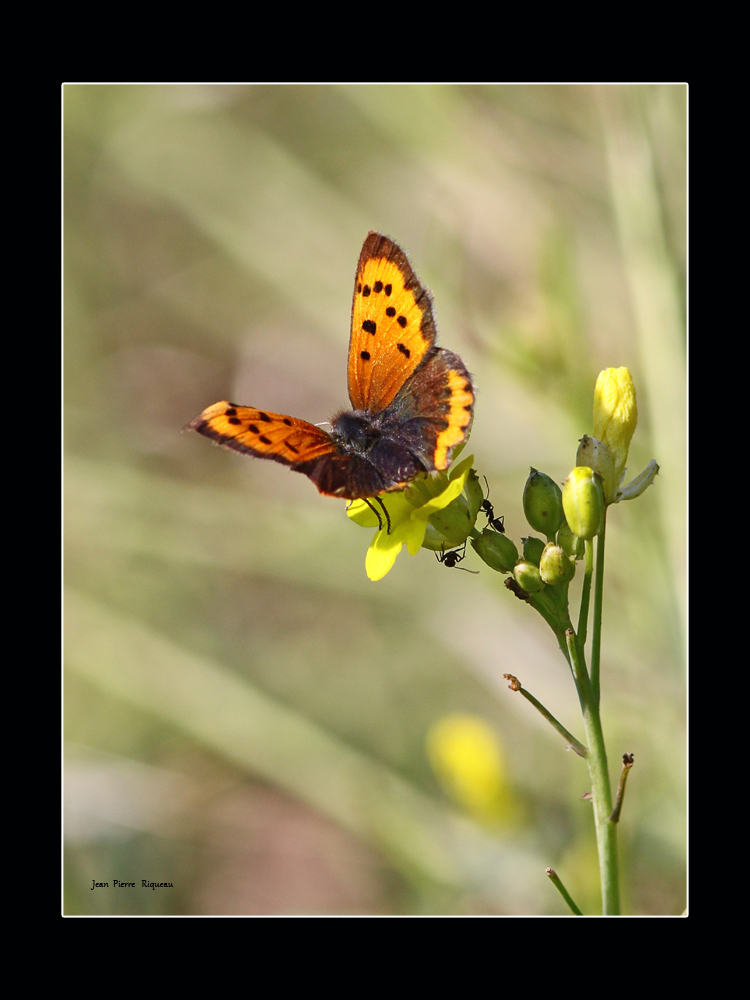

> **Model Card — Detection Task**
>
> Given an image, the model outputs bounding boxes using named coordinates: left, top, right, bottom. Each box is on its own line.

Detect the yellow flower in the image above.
left=593, top=368, right=638, bottom=490
left=426, top=714, right=519, bottom=823
left=347, top=455, right=474, bottom=581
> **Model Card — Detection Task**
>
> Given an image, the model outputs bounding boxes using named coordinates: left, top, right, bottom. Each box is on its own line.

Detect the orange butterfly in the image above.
left=188, top=232, right=474, bottom=512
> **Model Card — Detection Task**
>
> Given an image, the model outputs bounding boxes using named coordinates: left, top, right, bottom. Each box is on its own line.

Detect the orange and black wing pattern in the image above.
left=378, top=348, right=474, bottom=473
left=347, top=232, right=437, bottom=413
left=186, top=400, right=399, bottom=500
left=186, top=401, right=336, bottom=466
left=188, top=234, right=474, bottom=503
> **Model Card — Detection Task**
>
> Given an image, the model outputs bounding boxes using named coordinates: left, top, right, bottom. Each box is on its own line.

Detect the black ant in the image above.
left=435, top=541, right=478, bottom=573
left=481, top=477, right=505, bottom=533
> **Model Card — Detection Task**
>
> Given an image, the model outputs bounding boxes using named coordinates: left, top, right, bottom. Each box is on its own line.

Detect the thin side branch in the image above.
left=609, top=752, right=635, bottom=823
left=546, top=868, right=583, bottom=915
left=503, top=674, right=588, bottom=757
left=577, top=538, right=594, bottom=647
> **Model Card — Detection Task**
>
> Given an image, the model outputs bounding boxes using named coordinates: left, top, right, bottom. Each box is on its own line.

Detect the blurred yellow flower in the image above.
left=426, top=714, right=520, bottom=823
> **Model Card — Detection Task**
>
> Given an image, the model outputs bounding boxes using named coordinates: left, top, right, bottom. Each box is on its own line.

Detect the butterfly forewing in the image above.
left=348, top=233, right=437, bottom=413
left=187, top=401, right=337, bottom=465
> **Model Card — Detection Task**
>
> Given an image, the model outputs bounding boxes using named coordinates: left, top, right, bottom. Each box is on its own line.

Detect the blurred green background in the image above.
left=64, top=84, right=686, bottom=915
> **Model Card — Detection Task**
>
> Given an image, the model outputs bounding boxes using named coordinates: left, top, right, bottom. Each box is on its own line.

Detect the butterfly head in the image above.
left=330, top=409, right=383, bottom=454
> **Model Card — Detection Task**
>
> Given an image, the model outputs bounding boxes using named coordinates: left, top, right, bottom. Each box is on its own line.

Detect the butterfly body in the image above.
left=188, top=233, right=474, bottom=501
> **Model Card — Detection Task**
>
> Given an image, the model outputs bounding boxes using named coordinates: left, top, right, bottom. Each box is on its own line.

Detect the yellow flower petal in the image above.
left=347, top=493, right=413, bottom=528
left=422, top=459, right=474, bottom=517
left=346, top=498, right=379, bottom=527
left=365, top=527, right=405, bottom=581
left=404, top=515, right=429, bottom=555
left=593, top=368, right=637, bottom=484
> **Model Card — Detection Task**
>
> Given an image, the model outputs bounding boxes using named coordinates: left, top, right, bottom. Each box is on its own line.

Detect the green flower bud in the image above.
left=522, top=468, right=564, bottom=538
left=424, top=495, right=473, bottom=548
left=539, top=541, right=575, bottom=585
left=576, top=434, right=617, bottom=504
left=562, top=467, right=604, bottom=540
left=556, top=519, right=585, bottom=560
left=422, top=524, right=453, bottom=551
left=464, top=469, right=485, bottom=523
left=513, top=559, right=545, bottom=593
left=471, top=528, right=519, bottom=573
left=521, top=535, right=546, bottom=566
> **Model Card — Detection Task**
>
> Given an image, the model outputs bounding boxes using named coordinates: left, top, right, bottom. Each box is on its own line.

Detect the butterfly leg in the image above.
left=362, top=497, right=384, bottom=533
left=374, top=496, right=392, bottom=535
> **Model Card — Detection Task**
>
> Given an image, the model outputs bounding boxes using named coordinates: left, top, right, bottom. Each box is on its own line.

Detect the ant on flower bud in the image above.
left=481, top=477, right=505, bottom=533
left=435, top=541, right=478, bottom=574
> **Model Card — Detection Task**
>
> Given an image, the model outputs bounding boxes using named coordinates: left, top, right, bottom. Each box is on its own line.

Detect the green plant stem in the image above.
left=527, top=590, right=579, bottom=687
left=546, top=868, right=583, bottom=915
left=577, top=539, right=594, bottom=647
left=528, top=591, right=562, bottom=634
left=591, top=512, right=607, bottom=705
left=566, top=627, right=590, bottom=698
left=565, top=628, right=620, bottom=915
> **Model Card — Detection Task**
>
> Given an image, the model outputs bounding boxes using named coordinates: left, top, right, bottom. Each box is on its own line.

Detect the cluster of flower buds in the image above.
left=467, top=368, right=657, bottom=591
left=471, top=467, right=580, bottom=589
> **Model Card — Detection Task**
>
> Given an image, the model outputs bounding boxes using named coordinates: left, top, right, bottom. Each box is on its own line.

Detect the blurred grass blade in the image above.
left=65, top=588, right=548, bottom=910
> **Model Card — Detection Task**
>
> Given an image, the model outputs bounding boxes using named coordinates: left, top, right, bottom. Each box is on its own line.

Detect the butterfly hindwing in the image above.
left=347, top=232, right=437, bottom=413
left=379, top=348, right=474, bottom=472
left=187, top=401, right=337, bottom=466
